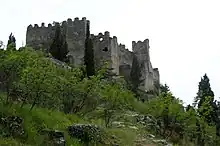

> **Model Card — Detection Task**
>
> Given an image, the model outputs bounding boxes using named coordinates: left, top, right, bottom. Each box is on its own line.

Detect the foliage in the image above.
left=130, top=54, right=142, bottom=95
left=7, top=33, right=16, bottom=50
left=49, top=24, right=68, bottom=62
left=84, top=22, right=95, bottom=77
left=1, top=45, right=220, bottom=146
left=0, top=40, right=4, bottom=49
left=160, top=83, right=170, bottom=94
left=193, top=74, right=219, bottom=138
left=99, top=82, right=135, bottom=127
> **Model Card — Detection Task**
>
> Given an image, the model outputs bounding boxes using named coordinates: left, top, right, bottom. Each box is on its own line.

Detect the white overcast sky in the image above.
left=1, top=0, right=220, bottom=105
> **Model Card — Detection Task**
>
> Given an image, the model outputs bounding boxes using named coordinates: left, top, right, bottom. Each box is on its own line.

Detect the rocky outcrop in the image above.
left=40, top=129, right=66, bottom=146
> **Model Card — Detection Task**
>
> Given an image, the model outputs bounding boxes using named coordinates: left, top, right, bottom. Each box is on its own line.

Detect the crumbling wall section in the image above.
left=132, top=39, right=155, bottom=91
left=91, top=31, right=119, bottom=75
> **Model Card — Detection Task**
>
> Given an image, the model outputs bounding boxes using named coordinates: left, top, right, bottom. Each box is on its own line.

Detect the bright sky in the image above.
left=1, top=0, right=220, bottom=105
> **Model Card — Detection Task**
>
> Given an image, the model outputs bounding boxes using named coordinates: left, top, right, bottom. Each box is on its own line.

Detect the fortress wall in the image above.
left=132, top=39, right=155, bottom=91
left=26, top=23, right=55, bottom=50
left=119, top=64, right=131, bottom=81
left=65, top=17, right=89, bottom=66
left=119, top=44, right=133, bottom=66
left=153, top=68, right=160, bottom=83
left=92, top=31, right=119, bottom=75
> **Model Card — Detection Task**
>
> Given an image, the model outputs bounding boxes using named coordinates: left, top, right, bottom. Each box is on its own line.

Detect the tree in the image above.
left=194, top=74, right=217, bottom=125
left=84, top=22, right=95, bottom=77
left=0, top=40, right=4, bottom=49
left=7, top=33, right=16, bottom=50
left=160, top=83, right=170, bottom=94
left=0, top=51, right=26, bottom=103
left=99, top=82, right=134, bottom=127
left=49, top=24, right=68, bottom=62
left=145, top=92, right=185, bottom=142
left=19, top=58, right=62, bottom=111
left=194, top=74, right=214, bottom=108
left=130, top=54, right=143, bottom=96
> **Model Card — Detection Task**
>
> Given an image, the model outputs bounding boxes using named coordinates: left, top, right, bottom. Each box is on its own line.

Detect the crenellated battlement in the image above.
left=27, top=23, right=55, bottom=30
left=119, top=43, right=130, bottom=52
left=132, top=39, right=150, bottom=54
left=132, top=39, right=149, bottom=50
left=92, top=31, right=117, bottom=43
left=27, top=17, right=89, bottom=31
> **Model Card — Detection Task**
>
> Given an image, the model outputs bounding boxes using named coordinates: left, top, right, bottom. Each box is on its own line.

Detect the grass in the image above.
left=0, top=93, right=164, bottom=146
left=0, top=96, right=84, bottom=146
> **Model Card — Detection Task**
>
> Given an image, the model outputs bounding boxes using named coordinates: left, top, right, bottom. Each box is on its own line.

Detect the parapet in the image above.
left=27, top=22, right=53, bottom=31
left=132, top=39, right=149, bottom=48
left=34, top=24, right=39, bottom=28
left=132, top=39, right=150, bottom=52
left=119, top=44, right=132, bottom=55
left=27, top=17, right=89, bottom=31
left=66, top=17, right=88, bottom=26
left=94, top=31, right=115, bottom=41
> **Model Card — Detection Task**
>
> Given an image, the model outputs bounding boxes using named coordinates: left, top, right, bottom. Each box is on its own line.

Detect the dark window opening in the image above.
left=103, top=47, right=108, bottom=52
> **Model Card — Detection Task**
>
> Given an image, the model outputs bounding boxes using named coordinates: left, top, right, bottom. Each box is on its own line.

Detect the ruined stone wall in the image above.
left=119, top=44, right=133, bottom=66
left=132, top=39, right=157, bottom=91
left=153, top=68, right=160, bottom=84
left=91, top=31, right=119, bottom=75
left=118, top=44, right=133, bottom=80
left=26, top=17, right=89, bottom=66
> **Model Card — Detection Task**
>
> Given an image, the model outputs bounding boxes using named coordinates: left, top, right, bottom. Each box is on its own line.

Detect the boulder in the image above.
left=67, top=124, right=106, bottom=144
left=40, top=129, right=66, bottom=146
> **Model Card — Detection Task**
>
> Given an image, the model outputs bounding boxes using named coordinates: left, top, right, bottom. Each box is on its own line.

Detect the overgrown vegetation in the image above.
left=84, top=22, right=95, bottom=77
left=49, top=23, right=69, bottom=62
left=1, top=32, right=220, bottom=146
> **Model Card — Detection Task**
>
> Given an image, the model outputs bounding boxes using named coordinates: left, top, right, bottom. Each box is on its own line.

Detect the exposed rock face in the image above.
left=26, top=17, right=160, bottom=92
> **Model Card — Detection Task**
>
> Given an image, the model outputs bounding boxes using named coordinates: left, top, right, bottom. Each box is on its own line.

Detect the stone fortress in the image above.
left=26, top=17, right=160, bottom=92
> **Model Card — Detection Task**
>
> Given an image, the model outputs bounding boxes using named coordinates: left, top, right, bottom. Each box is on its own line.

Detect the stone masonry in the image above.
left=26, top=17, right=160, bottom=92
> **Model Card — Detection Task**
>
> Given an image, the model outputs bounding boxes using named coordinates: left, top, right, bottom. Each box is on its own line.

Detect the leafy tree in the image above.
left=84, top=22, right=95, bottom=77
left=99, top=82, right=134, bottom=127
left=49, top=24, right=68, bottom=62
left=0, top=51, right=26, bottom=103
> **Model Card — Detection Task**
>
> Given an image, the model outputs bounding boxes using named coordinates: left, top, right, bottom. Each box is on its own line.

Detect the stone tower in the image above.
left=91, top=31, right=119, bottom=75
left=26, top=17, right=89, bottom=67
left=132, top=39, right=159, bottom=91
